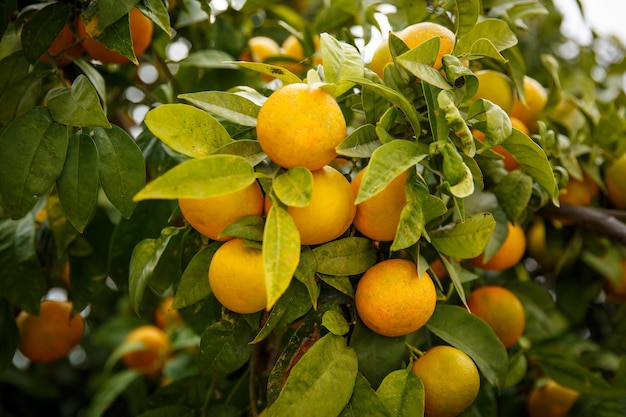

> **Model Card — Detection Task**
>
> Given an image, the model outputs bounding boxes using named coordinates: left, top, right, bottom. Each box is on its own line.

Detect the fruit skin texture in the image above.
left=467, top=285, right=525, bottom=348
left=256, top=83, right=346, bottom=171
left=351, top=168, right=407, bottom=242
left=121, top=325, right=171, bottom=377
left=472, top=69, right=516, bottom=113
left=266, top=165, right=355, bottom=245
left=605, top=153, right=626, bottom=209
left=469, top=222, right=526, bottom=271
left=16, top=300, right=84, bottom=363
left=411, top=345, right=480, bottom=417
left=355, top=258, right=436, bottom=337
left=178, top=181, right=264, bottom=241
left=208, top=238, right=267, bottom=314
left=527, top=379, right=579, bottom=417
left=511, top=75, right=548, bottom=132
left=77, top=8, right=153, bottom=64
left=369, top=22, right=456, bottom=78
left=41, top=19, right=84, bottom=66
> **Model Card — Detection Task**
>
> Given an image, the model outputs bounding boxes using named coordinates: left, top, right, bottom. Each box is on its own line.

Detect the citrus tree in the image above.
left=1, top=0, right=626, bottom=416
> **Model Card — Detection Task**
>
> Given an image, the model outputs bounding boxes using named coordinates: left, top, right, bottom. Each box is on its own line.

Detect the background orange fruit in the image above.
left=469, top=222, right=526, bottom=271
left=527, top=379, right=579, bottom=417
left=511, top=75, right=548, bottom=132
left=41, top=19, right=84, bottom=66
left=472, top=69, right=516, bottom=113
left=121, top=324, right=171, bottom=376
left=604, top=153, right=626, bottom=209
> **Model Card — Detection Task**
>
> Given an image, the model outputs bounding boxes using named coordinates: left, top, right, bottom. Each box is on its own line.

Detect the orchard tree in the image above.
left=1, top=0, right=626, bottom=416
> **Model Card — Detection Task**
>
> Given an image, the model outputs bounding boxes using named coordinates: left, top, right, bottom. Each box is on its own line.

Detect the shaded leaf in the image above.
left=21, top=2, right=71, bottom=63
left=312, top=237, right=377, bottom=276
left=377, top=369, right=424, bottom=417
left=430, top=212, right=495, bottom=259
left=172, top=243, right=219, bottom=309
left=339, top=373, right=390, bottom=417
left=47, top=75, right=111, bottom=128
left=198, top=318, right=254, bottom=376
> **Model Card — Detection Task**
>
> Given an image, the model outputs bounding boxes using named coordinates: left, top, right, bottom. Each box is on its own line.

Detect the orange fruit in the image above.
left=208, top=238, right=266, bottom=314
left=256, top=83, right=346, bottom=171
left=266, top=165, right=355, bottom=245
left=121, top=325, right=171, bottom=376
left=429, top=258, right=448, bottom=280
left=472, top=69, right=516, bottom=113
left=355, top=258, right=436, bottom=337
left=77, top=8, right=153, bottom=64
left=178, top=180, right=264, bottom=241
left=369, top=22, right=456, bottom=78
left=351, top=167, right=407, bottom=242
left=527, top=379, right=579, bottom=417
left=467, top=285, right=525, bottom=348
left=604, top=153, right=626, bottom=209
left=16, top=300, right=84, bottom=363
left=41, top=18, right=84, bottom=66
left=248, top=36, right=281, bottom=62
left=604, top=258, right=626, bottom=302
left=558, top=171, right=600, bottom=224
left=411, top=345, right=480, bottom=417
left=511, top=76, right=548, bottom=132
left=279, top=34, right=322, bottom=73
left=469, top=222, right=526, bottom=271
left=154, top=296, right=182, bottom=330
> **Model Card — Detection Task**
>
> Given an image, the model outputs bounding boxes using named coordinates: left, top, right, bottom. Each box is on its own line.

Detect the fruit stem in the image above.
left=406, top=343, right=425, bottom=358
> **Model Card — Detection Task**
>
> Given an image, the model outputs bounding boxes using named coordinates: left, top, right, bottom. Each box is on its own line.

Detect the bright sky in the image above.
left=554, top=0, right=626, bottom=44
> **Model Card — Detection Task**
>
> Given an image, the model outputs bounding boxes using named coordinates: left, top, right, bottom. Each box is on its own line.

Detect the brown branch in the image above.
left=539, top=203, right=626, bottom=245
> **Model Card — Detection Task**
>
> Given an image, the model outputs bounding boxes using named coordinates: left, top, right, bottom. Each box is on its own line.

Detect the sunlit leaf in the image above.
left=336, top=124, right=381, bottom=158
left=137, top=0, right=171, bottom=36
left=179, top=91, right=260, bottom=127
left=273, top=167, right=313, bottom=207
left=454, top=18, right=517, bottom=61
left=320, top=33, right=363, bottom=97
left=232, top=61, right=303, bottom=84
left=177, top=50, right=236, bottom=68
left=455, top=0, right=480, bottom=37
left=438, top=90, right=474, bottom=156
left=396, top=38, right=452, bottom=90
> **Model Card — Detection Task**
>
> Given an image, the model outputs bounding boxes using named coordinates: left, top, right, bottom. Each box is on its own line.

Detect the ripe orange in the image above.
left=472, top=69, right=516, bottom=114
left=16, top=300, right=84, bottom=363
left=248, top=36, right=281, bottom=62
left=351, top=167, right=407, bottom=242
left=558, top=171, right=599, bottom=225
left=280, top=34, right=322, bottom=73
left=467, top=285, right=525, bottom=348
left=41, top=19, right=84, bottom=66
left=77, top=8, right=153, bottom=64
left=154, top=296, right=182, bottom=330
left=355, top=258, right=436, bottom=337
left=469, top=222, right=526, bottom=271
left=178, top=181, right=264, bottom=241
left=369, top=22, right=456, bottom=78
left=604, top=153, right=626, bottom=209
left=256, top=83, right=346, bottom=171
left=266, top=165, right=355, bottom=245
left=121, top=325, right=171, bottom=376
left=411, top=345, right=480, bottom=417
left=527, top=379, right=579, bottom=417
left=511, top=76, right=548, bottom=132
left=208, top=238, right=267, bottom=314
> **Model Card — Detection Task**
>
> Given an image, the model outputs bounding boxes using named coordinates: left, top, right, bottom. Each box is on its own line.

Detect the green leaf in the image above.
left=179, top=91, right=260, bottom=127
left=453, top=18, right=518, bottom=62
left=336, top=124, right=381, bottom=158
left=430, top=212, right=495, bottom=259
left=212, top=139, right=266, bottom=167
left=198, top=318, right=254, bottom=376
left=426, top=304, right=509, bottom=391
left=144, top=103, right=234, bottom=158
left=396, top=38, right=452, bottom=90
left=232, top=61, right=303, bottom=84
left=264, top=334, right=358, bottom=417
left=128, top=227, right=181, bottom=313
left=494, top=170, right=533, bottom=222
left=0, top=107, right=69, bottom=219
left=438, top=90, right=474, bottom=156
left=0, top=0, right=16, bottom=39
left=294, top=247, right=320, bottom=309
left=377, top=369, right=425, bottom=417
left=133, top=155, right=256, bottom=200
left=47, top=75, right=111, bottom=128
left=80, top=3, right=139, bottom=64
left=339, top=373, right=390, bottom=417
left=322, top=310, right=350, bottom=336
left=263, top=205, right=301, bottom=309
left=219, top=215, right=265, bottom=242
left=320, top=33, right=363, bottom=97
left=312, top=237, right=377, bottom=276
left=177, top=50, right=236, bottom=69
left=0, top=52, right=41, bottom=133
left=392, top=176, right=429, bottom=251
left=0, top=298, right=19, bottom=370
left=137, top=0, right=171, bottom=36
left=137, top=406, right=194, bottom=417
left=92, top=126, right=145, bottom=218
left=21, top=2, right=72, bottom=63
left=469, top=99, right=512, bottom=147
left=56, top=134, right=100, bottom=232
left=172, top=243, right=218, bottom=309
left=274, top=167, right=314, bottom=207
left=86, top=369, right=141, bottom=417
left=455, top=0, right=481, bottom=37
left=500, top=129, right=557, bottom=200
left=355, top=140, right=424, bottom=204
left=422, top=83, right=448, bottom=143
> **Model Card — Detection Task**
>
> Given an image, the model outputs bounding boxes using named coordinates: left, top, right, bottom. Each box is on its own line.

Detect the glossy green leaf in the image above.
left=80, top=3, right=138, bottom=64
left=396, top=38, right=452, bottom=90
left=198, top=318, right=254, bottom=376
left=86, top=369, right=140, bottom=417
left=56, top=134, right=100, bottom=232
left=92, top=126, right=145, bottom=218
left=339, top=373, right=390, bottom=417
left=320, top=33, right=363, bottom=97
left=213, top=139, right=266, bottom=167
left=0, top=52, right=41, bottom=133
left=73, top=59, right=107, bottom=108
left=454, top=18, right=517, bottom=61
left=336, top=124, right=381, bottom=158
left=438, top=90, right=475, bottom=156
left=179, top=91, right=261, bottom=127
left=264, top=334, right=358, bottom=417
left=494, top=170, right=533, bottom=222
left=263, top=205, right=301, bottom=309
left=392, top=176, right=429, bottom=251
left=21, top=2, right=71, bottom=63
left=232, top=61, right=303, bottom=84
left=422, top=83, right=448, bottom=143
left=469, top=99, right=512, bottom=147
left=219, top=215, right=265, bottom=241
left=172, top=243, right=219, bottom=309
left=355, top=140, right=424, bottom=204
left=274, top=167, right=313, bottom=207
left=312, top=237, right=377, bottom=276
left=137, top=0, right=171, bottom=36
left=455, top=0, right=481, bottom=37
left=178, top=50, right=236, bottom=68
left=438, top=142, right=475, bottom=198
left=430, top=212, right=495, bottom=259
left=145, top=103, right=233, bottom=158
left=128, top=227, right=181, bottom=313
left=377, top=369, right=425, bottom=417
left=47, top=75, right=111, bottom=128
left=426, top=304, right=509, bottom=391
left=133, top=155, right=256, bottom=200
left=0, top=107, right=69, bottom=219
left=322, top=310, right=350, bottom=336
